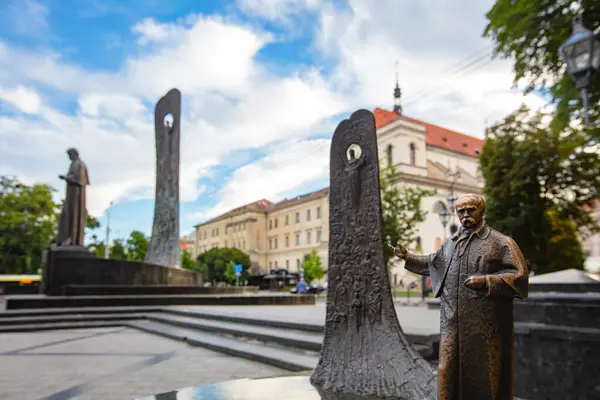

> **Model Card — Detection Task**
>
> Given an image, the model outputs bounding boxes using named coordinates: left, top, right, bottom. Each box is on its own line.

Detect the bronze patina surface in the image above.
left=310, top=109, right=437, bottom=399
left=56, top=148, right=90, bottom=247
left=395, top=194, right=529, bottom=400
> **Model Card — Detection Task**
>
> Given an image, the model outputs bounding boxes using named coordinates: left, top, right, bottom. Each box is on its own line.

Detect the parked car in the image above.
left=290, top=283, right=326, bottom=294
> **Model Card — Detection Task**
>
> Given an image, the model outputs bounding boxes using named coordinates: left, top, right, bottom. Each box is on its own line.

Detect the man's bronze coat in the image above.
left=405, top=221, right=528, bottom=400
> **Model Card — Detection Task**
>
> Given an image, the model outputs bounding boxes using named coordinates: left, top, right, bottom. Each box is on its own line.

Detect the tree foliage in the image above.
left=480, top=106, right=599, bottom=273
left=125, top=230, right=149, bottom=261
left=109, top=239, right=127, bottom=260
left=191, top=247, right=251, bottom=283
left=0, top=177, right=59, bottom=274
left=301, top=249, right=325, bottom=284
left=484, top=0, right=600, bottom=142
left=180, top=250, right=196, bottom=270
left=380, top=164, right=436, bottom=268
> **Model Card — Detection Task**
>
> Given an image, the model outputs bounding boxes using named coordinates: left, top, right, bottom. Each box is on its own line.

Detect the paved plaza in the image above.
left=0, top=327, right=287, bottom=400
left=0, top=302, right=440, bottom=399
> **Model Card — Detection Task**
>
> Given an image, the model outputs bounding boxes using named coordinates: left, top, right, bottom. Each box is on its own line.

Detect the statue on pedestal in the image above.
left=394, top=194, right=529, bottom=400
left=56, top=148, right=90, bottom=247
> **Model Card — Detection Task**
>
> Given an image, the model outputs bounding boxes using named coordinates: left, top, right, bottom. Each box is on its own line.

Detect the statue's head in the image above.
left=455, top=194, right=485, bottom=229
left=66, top=148, right=79, bottom=161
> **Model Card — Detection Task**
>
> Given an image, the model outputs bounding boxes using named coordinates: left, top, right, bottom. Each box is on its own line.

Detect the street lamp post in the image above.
left=559, top=15, right=600, bottom=128
left=104, top=201, right=114, bottom=259
left=439, top=208, right=450, bottom=241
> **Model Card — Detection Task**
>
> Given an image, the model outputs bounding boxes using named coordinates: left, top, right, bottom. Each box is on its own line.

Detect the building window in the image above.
left=269, top=261, right=272, bottom=268
left=316, top=207, right=321, bottom=219
left=317, top=230, right=322, bottom=242
left=275, top=218, right=278, bottom=228
left=285, top=236, right=290, bottom=247
left=216, top=228, right=219, bottom=236
left=307, top=231, right=312, bottom=244
left=286, top=260, right=289, bottom=268
left=269, top=238, right=273, bottom=249
left=274, top=260, right=278, bottom=267
left=296, top=259, right=301, bottom=269
left=224, top=240, right=228, bottom=247
left=243, top=240, right=246, bottom=249
left=269, top=219, right=272, bottom=229
left=295, top=233, right=300, bottom=246
left=274, top=237, right=278, bottom=249
left=409, top=142, right=416, bottom=165
left=386, top=144, right=393, bottom=166
left=307, top=209, right=311, bottom=221
left=225, top=226, right=228, bottom=234
left=285, top=215, right=289, bottom=225
left=204, top=231, right=207, bottom=239
left=296, top=212, right=300, bottom=223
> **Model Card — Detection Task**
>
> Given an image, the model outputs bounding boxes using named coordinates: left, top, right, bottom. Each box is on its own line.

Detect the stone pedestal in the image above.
left=514, top=293, right=600, bottom=400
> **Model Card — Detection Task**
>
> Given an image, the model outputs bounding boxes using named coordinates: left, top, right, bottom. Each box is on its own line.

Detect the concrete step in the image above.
left=165, top=308, right=324, bottom=332
left=0, top=313, right=143, bottom=326
left=0, top=320, right=126, bottom=333
left=148, top=313, right=323, bottom=351
left=0, top=306, right=161, bottom=318
left=162, top=308, right=438, bottom=359
left=61, top=285, right=259, bottom=296
left=147, top=312, right=436, bottom=360
left=128, top=320, right=318, bottom=372
left=4, top=294, right=316, bottom=309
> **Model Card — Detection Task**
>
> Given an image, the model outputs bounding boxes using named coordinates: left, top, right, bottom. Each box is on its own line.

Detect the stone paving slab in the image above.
left=0, top=327, right=287, bottom=400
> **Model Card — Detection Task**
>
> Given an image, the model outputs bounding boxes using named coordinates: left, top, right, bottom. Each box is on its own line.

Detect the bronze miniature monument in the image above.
left=146, top=88, right=181, bottom=267
left=56, top=147, right=90, bottom=248
left=311, top=109, right=437, bottom=399
left=394, top=194, right=529, bottom=400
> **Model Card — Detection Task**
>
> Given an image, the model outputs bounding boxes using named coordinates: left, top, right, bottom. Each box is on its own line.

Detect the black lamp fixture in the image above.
left=559, top=15, right=600, bottom=128
left=439, top=208, right=450, bottom=228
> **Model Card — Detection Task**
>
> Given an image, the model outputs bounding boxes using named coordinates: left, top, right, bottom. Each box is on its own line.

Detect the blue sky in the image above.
left=0, top=0, right=548, bottom=244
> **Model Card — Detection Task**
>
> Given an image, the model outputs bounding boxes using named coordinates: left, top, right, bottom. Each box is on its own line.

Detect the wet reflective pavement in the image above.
left=136, top=376, right=320, bottom=400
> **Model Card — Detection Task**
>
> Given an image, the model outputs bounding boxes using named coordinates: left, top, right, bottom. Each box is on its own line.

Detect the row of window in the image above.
left=269, top=207, right=322, bottom=230
left=269, top=230, right=323, bottom=250
left=201, top=221, right=249, bottom=240
left=385, top=143, right=417, bottom=166
left=269, top=259, right=302, bottom=270
left=224, top=240, right=246, bottom=250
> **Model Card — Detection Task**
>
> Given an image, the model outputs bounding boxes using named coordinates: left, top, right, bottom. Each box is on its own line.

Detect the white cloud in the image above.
left=8, top=0, right=50, bottom=37
left=0, top=13, right=344, bottom=220
left=315, top=0, right=550, bottom=136
left=1, top=0, right=557, bottom=234
left=189, top=138, right=330, bottom=221
left=0, top=85, right=43, bottom=114
left=237, top=0, right=320, bottom=22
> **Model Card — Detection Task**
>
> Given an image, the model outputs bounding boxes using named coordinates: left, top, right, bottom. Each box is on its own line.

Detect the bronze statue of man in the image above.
left=56, top=148, right=90, bottom=247
left=393, top=194, right=528, bottom=400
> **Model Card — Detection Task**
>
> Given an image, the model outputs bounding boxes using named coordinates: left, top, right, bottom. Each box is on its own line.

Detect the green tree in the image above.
left=0, top=176, right=59, bottom=274
left=88, top=241, right=107, bottom=258
left=301, top=249, right=325, bottom=284
left=484, top=0, right=600, bottom=142
left=109, top=239, right=127, bottom=260
left=195, top=247, right=251, bottom=282
left=181, top=249, right=196, bottom=270
left=125, top=230, right=149, bottom=261
left=380, top=164, right=436, bottom=268
left=480, top=106, right=598, bottom=274
left=224, top=260, right=237, bottom=284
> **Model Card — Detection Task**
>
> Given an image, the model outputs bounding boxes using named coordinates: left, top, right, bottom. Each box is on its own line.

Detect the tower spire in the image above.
left=393, top=60, right=402, bottom=115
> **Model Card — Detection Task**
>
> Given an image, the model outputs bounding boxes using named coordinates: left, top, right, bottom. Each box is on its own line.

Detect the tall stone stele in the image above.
left=310, top=109, right=437, bottom=400
left=146, top=88, right=181, bottom=267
